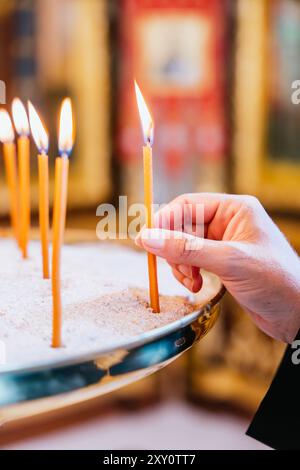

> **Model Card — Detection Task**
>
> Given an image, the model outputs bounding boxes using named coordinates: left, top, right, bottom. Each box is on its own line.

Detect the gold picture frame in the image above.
left=234, top=0, right=300, bottom=211
left=0, top=0, right=111, bottom=216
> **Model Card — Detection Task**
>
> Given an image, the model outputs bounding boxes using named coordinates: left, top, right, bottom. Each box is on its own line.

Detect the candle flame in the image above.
left=12, top=98, right=30, bottom=136
left=0, top=109, right=15, bottom=143
left=28, top=102, right=49, bottom=154
left=134, top=81, right=154, bottom=146
left=58, top=98, right=74, bottom=156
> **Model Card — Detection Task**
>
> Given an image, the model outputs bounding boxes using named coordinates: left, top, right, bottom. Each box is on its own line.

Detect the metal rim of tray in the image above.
left=0, top=284, right=226, bottom=412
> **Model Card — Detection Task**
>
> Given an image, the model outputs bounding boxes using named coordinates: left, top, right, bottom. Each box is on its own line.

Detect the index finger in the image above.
left=154, top=193, right=245, bottom=241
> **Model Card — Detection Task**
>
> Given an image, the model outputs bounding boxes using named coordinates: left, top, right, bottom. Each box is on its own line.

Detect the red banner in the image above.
left=118, top=0, right=227, bottom=173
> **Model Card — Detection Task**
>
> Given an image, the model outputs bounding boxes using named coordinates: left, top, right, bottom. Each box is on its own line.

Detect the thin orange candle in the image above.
left=52, top=98, right=73, bottom=348
left=0, top=110, right=20, bottom=244
left=134, top=81, right=160, bottom=313
left=28, top=101, right=50, bottom=279
left=12, top=98, right=30, bottom=258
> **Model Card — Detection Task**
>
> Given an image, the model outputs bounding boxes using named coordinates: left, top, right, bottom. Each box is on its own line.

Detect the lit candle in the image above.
left=0, top=110, right=20, bottom=244
left=52, top=98, right=74, bottom=348
left=12, top=98, right=30, bottom=258
left=28, top=102, right=50, bottom=279
left=134, top=81, right=160, bottom=313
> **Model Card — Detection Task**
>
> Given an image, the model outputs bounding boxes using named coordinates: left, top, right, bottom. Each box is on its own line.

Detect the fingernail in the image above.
left=141, top=229, right=165, bottom=250
left=183, top=277, right=192, bottom=290
left=134, top=234, right=142, bottom=247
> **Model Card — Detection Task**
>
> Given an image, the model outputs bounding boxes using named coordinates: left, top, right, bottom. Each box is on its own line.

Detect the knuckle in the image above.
left=179, top=193, right=196, bottom=204
left=173, top=194, right=187, bottom=204
left=181, top=192, right=194, bottom=199
left=237, top=195, right=263, bottom=219
left=242, top=194, right=261, bottom=209
left=224, top=242, right=247, bottom=263
left=223, top=243, right=237, bottom=259
left=178, top=237, right=198, bottom=263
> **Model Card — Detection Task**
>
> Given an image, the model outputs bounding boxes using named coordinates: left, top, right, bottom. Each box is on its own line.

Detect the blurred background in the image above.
left=0, top=0, right=299, bottom=449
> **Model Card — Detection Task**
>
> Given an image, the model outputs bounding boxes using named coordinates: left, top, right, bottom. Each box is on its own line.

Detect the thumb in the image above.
left=139, top=228, right=231, bottom=277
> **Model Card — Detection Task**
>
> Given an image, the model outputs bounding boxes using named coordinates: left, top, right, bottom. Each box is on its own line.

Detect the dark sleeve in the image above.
left=246, top=334, right=300, bottom=450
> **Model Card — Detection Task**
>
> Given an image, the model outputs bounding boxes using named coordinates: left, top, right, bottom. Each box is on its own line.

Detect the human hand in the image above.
left=135, top=193, right=300, bottom=343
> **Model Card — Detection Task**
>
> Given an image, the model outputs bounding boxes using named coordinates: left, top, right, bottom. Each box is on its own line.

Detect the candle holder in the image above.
left=0, top=270, right=225, bottom=425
